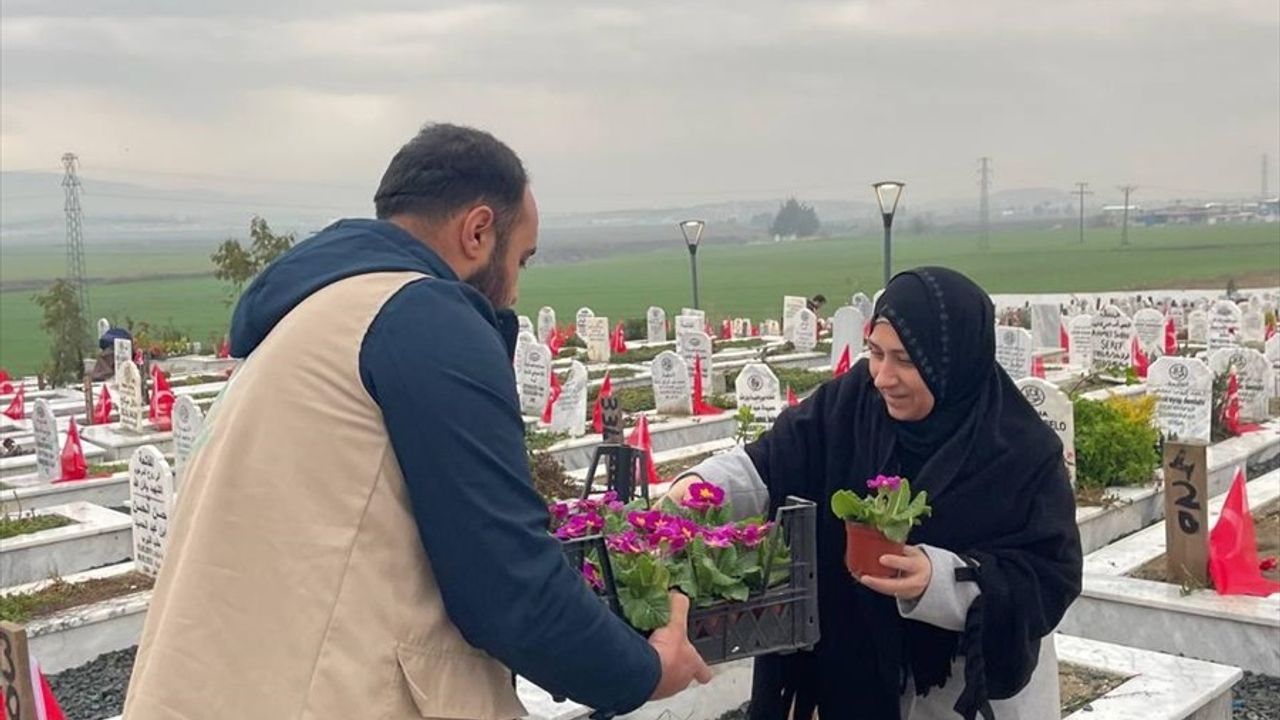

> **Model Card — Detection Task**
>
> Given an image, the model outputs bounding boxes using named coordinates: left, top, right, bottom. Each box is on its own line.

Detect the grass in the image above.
left=0, top=513, right=74, bottom=540
left=0, top=572, right=155, bottom=623
left=3, top=224, right=1277, bottom=375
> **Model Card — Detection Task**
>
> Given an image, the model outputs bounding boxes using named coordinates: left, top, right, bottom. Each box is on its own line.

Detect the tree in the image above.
left=770, top=198, right=821, bottom=238
left=212, top=216, right=296, bottom=303
left=32, top=279, right=89, bottom=386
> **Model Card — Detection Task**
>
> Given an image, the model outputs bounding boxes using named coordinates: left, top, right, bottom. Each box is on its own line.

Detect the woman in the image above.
left=669, top=267, right=1082, bottom=719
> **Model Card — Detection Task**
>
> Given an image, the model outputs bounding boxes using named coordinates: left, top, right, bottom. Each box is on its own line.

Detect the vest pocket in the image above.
left=395, top=644, right=526, bottom=720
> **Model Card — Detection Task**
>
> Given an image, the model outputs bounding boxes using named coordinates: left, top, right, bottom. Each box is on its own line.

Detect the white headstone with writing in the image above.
left=517, top=315, right=534, bottom=337
left=97, top=318, right=110, bottom=339
left=647, top=307, right=667, bottom=343
left=765, top=320, right=782, bottom=337
left=113, top=338, right=133, bottom=379
left=995, top=326, right=1035, bottom=380
left=31, top=399, right=60, bottom=482
left=548, top=361, right=588, bottom=437
left=1031, top=304, right=1061, bottom=350
left=1209, top=348, right=1273, bottom=422
left=575, top=307, right=595, bottom=339
left=1147, top=356, right=1212, bottom=444
left=1068, top=315, right=1094, bottom=368
left=674, top=315, right=703, bottom=340
left=172, top=395, right=205, bottom=484
left=117, top=360, right=146, bottom=433
left=678, top=331, right=713, bottom=389
left=1167, top=307, right=1185, bottom=335
left=1242, top=311, right=1266, bottom=344
left=736, top=364, right=782, bottom=422
left=793, top=309, right=818, bottom=353
left=1208, top=300, right=1243, bottom=351
left=129, top=445, right=176, bottom=578
left=782, top=296, right=807, bottom=341
left=517, top=341, right=552, bottom=416
left=1016, top=378, right=1076, bottom=485
left=513, top=330, right=536, bottom=370
left=830, top=307, right=864, bottom=368
left=537, top=306, right=556, bottom=344
left=732, top=318, right=746, bottom=339
left=851, top=293, right=874, bottom=323
left=680, top=308, right=706, bottom=326
left=651, top=352, right=693, bottom=415
left=1091, top=305, right=1134, bottom=372
left=1132, top=308, right=1165, bottom=357
left=1187, top=310, right=1209, bottom=345
left=584, top=317, right=611, bottom=363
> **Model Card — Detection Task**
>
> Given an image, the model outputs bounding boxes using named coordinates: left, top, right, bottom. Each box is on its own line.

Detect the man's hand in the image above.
left=648, top=592, right=713, bottom=699
left=663, top=475, right=702, bottom=507
left=856, top=545, right=932, bottom=602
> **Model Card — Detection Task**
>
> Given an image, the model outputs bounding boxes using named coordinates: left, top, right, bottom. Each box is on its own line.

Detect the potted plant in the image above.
left=831, top=475, right=931, bottom=579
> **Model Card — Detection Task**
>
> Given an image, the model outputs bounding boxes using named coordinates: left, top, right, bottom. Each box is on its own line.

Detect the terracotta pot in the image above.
left=844, top=522, right=905, bottom=579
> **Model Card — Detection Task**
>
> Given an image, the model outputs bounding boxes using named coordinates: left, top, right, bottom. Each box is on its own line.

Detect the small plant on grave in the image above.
left=564, top=335, right=587, bottom=350
left=1073, top=396, right=1160, bottom=490
left=549, top=486, right=786, bottom=630
left=1210, top=370, right=1235, bottom=442
left=734, top=406, right=764, bottom=445
left=525, top=430, right=570, bottom=452
left=0, top=501, right=75, bottom=540
left=588, top=386, right=655, bottom=414
left=832, top=476, right=932, bottom=578
left=529, top=450, right=577, bottom=502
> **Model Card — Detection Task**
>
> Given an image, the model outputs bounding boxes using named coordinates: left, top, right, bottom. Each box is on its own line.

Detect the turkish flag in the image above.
left=1208, top=468, right=1280, bottom=596
left=625, top=414, right=660, bottom=485
left=56, top=422, right=87, bottom=482
left=592, top=373, right=612, bottom=434
left=833, top=345, right=851, bottom=378
left=541, top=369, right=563, bottom=424
left=3, top=386, right=25, bottom=420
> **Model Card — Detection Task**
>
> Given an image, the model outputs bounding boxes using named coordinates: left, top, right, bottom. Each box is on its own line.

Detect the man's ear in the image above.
left=459, top=204, right=496, bottom=261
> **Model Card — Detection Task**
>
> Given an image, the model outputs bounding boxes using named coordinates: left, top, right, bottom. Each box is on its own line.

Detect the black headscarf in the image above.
left=743, top=267, right=1082, bottom=720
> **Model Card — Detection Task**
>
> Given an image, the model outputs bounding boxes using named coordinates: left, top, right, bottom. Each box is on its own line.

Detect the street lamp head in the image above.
left=872, top=181, right=906, bottom=218
left=679, top=219, right=706, bottom=249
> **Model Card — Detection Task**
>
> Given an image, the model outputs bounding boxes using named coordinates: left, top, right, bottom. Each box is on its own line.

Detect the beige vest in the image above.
left=125, top=272, right=526, bottom=720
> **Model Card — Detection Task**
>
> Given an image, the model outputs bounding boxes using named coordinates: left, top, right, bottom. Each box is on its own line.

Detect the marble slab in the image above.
left=0, top=472, right=129, bottom=511
left=548, top=414, right=740, bottom=472
left=0, top=439, right=107, bottom=480
left=0, top=502, right=132, bottom=587
left=79, top=423, right=175, bottom=461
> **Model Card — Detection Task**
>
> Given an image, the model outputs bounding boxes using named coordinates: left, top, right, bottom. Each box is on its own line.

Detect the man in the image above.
left=806, top=294, right=827, bottom=315
left=125, top=124, right=710, bottom=719
left=88, top=327, right=132, bottom=381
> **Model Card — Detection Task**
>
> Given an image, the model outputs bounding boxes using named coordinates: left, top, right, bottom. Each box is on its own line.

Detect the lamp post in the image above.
left=872, top=181, right=905, bottom=287
left=679, top=219, right=706, bottom=310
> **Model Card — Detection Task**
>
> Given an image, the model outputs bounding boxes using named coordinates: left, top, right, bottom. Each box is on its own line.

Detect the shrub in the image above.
left=1074, top=396, right=1159, bottom=489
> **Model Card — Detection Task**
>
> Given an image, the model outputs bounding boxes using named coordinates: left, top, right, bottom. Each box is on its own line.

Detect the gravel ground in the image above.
left=1234, top=672, right=1280, bottom=720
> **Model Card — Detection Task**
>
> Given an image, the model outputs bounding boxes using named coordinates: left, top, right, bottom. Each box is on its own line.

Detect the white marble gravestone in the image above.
left=1031, top=304, right=1062, bottom=350
left=116, top=360, right=147, bottom=433
left=1242, top=311, right=1266, bottom=344
left=1208, top=300, right=1243, bottom=352
left=1209, top=348, right=1273, bottom=422
left=647, top=307, right=667, bottom=343
left=31, top=399, right=60, bottom=481
left=97, top=318, right=111, bottom=340
left=1187, top=310, right=1209, bottom=345
left=130, top=445, right=176, bottom=578
left=995, top=326, right=1035, bottom=380
left=851, top=293, right=874, bottom=324
left=517, top=341, right=552, bottom=417
left=547, top=361, right=588, bottom=437
left=652, top=352, right=693, bottom=416
left=1091, top=305, right=1134, bottom=372
left=678, top=331, right=714, bottom=390
left=793, top=309, right=818, bottom=353
left=584, top=317, right=611, bottom=363
left=736, top=364, right=782, bottom=422
left=1132, top=308, right=1166, bottom=357
left=172, top=395, right=205, bottom=484
left=1068, top=315, right=1094, bottom=368
left=537, top=306, right=556, bottom=344
left=782, top=296, right=807, bottom=341
left=1147, top=356, right=1212, bottom=444
left=1016, top=378, right=1076, bottom=485
left=575, top=307, right=595, bottom=340
left=830, top=306, right=864, bottom=368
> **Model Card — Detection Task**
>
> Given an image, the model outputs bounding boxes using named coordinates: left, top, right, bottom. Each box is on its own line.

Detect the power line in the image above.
left=62, top=152, right=91, bottom=323
left=1118, top=185, right=1137, bottom=246
left=978, top=157, right=992, bottom=250
left=1073, top=182, right=1092, bottom=245
left=1263, top=154, right=1270, bottom=200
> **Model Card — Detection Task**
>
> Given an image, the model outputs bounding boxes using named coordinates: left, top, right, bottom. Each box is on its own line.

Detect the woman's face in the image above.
left=868, top=320, right=936, bottom=422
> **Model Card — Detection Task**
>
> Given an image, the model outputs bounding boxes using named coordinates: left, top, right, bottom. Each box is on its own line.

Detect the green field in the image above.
left=2, top=224, right=1277, bottom=375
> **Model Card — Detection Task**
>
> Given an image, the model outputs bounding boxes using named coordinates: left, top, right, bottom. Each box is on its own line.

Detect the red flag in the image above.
left=37, top=659, right=68, bottom=720
left=1164, top=317, right=1177, bottom=356
left=833, top=345, right=851, bottom=378
left=611, top=322, right=629, bottom=354
left=1059, top=322, right=1070, bottom=364
left=1209, top=468, right=1280, bottom=596
left=691, top=355, right=723, bottom=416
left=787, top=386, right=799, bottom=407
left=1267, top=322, right=1276, bottom=342
left=1223, top=370, right=1261, bottom=436
left=625, top=414, right=660, bottom=485
left=92, top=384, right=113, bottom=425
left=3, top=386, right=25, bottom=420
left=150, top=367, right=175, bottom=430
left=1031, top=355, right=1046, bottom=379
left=704, top=322, right=713, bottom=338
left=217, top=337, right=231, bottom=359
left=721, top=319, right=733, bottom=340
left=547, top=327, right=565, bottom=357
left=541, top=369, right=563, bottom=424
left=1131, top=337, right=1149, bottom=379
left=56, top=422, right=87, bottom=483
left=0, top=368, right=12, bottom=395
left=592, top=373, right=613, bottom=434
left=751, top=324, right=760, bottom=337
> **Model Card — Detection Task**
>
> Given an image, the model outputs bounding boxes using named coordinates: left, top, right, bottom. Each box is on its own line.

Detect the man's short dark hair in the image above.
left=374, top=124, right=528, bottom=238
left=812, top=294, right=827, bottom=304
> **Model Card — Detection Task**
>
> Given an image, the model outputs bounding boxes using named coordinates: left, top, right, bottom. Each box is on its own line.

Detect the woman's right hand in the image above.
left=663, top=475, right=704, bottom=505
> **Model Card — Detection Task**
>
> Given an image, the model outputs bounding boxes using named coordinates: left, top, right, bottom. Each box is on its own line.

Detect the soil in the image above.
left=1130, top=503, right=1280, bottom=584
left=1059, top=663, right=1131, bottom=715
left=655, top=452, right=715, bottom=481
left=0, top=572, right=154, bottom=623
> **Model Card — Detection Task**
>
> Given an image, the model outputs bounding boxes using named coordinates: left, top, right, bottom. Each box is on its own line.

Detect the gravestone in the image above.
left=512, top=331, right=536, bottom=371
left=113, top=337, right=133, bottom=380
left=1242, top=310, right=1266, bottom=344
left=765, top=320, right=782, bottom=337
left=1187, top=310, right=1209, bottom=345
left=995, top=326, right=1035, bottom=380
left=793, top=309, right=818, bottom=353
left=851, top=293, right=874, bottom=323
left=782, top=296, right=807, bottom=341
left=31, top=399, right=59, bottom=482
left=537, top=306, right=556, bottom=344
left=1207, top=300, right=1242, bottom=351
left=1091, top=305, right=1134, bottom=372
left=172, top=395, right=205, bottom=484
left=1162, top=443, right=1209, bottom=588
left=117, top=360, right=147, bottom=433
left=517, top=315, right=534, bottom=337
left=647, top=307, right=667, bottom=343
left=1267, top=334, right=1280, bottom=364
left=1068, top=315, right=1094, bottom=368
left=674, top=315, right=703, bottom=340
left=1147, top=357, right=1213, bottom=444
left=736, top=363, right=782, bottom=422
left=1248, top=295, right=1265, bottom=315
left=680, top=308, right=706, bottom=329
left=584, top=317, right=611, bottom=363
left=1167, top=306, right=1185, bottom=335
left=1132, top=308, right=1165, bottom=356
left=678, top=331, right=713, bottom=389
left=651, top=352, right=693, bottom=415
left=548, top=361, right=588, bottom=437
left=1030, top=304, right=1061, bottom=350
left=732, top=318, right=746, bottom=339
left=1016, top=378, right=1076, bottom=485
left=575, top=307, right=595, bottom=339
left=830, top=306, right=864, bottom=368
left=130, top=445, right=176, bottom=578
left=1209, top=348, right=1273, bottom=422
left=516, top=341, right=552, bottom=416
left=97, top=318, right=111, bottom=340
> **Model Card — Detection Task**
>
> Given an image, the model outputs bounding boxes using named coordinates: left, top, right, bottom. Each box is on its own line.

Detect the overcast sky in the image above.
left=2, top=0, right=1278, bottom=214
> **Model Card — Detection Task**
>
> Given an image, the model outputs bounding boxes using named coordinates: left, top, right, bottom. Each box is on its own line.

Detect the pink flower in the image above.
left=736, top=521, right=776, bottom=548
left=628, top=510, right=663, bottom=532
left=867, top=475, right=903, bottom=491
left=681, top=482, right=726, bottom=511
left=607, top=531, right=647, bottom=554
left=602, top=490, right=619, bottom=504
left=704, top=525, right=737, bottom=549
left=606, top=500, right=626, bottom=513
left=549, top=501, right=572, bottom=522
left=582, top=560, right=604, bottom=591
left=554, top=512, right=603, bottom=540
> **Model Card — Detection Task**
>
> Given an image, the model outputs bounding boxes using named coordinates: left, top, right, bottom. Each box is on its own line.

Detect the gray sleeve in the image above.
left=675, top=447, right=771, bottom=521
left=897, top=544, right=982, bottom=632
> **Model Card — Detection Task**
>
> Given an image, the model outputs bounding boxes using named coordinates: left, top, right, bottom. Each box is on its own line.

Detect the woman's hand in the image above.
left=857, top=545, right=932, bottom=602
left=663, top=475, right=703, bottom=505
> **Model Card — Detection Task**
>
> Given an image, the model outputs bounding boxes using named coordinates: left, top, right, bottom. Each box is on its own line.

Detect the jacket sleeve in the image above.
left=360, top=279, right=660, bottom=714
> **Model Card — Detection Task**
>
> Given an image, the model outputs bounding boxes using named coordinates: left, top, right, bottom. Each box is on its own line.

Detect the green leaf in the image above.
left=831, top=490, right=866, bottom=521
left=720, top=582, right=750, bottom=602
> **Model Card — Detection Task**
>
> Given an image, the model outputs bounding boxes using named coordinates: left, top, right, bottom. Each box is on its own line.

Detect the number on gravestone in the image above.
left=1173, top=481, right=1201, bottom=534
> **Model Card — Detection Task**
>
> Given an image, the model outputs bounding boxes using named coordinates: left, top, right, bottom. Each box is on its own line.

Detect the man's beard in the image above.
left=466, top=245, right=512, bottom=310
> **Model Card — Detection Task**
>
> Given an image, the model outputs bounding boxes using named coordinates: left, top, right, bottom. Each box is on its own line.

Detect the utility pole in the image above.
left=1073, top=182, right=1092, bottom=244
left=978, top=157, right=992, bottom=250
left=62, top=153, right=90, bottom=321
left=1263, top=154, right=1270, bottom=200
left=1118, top=185, right=1137, bottom=246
